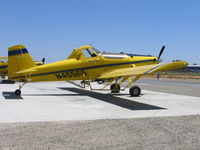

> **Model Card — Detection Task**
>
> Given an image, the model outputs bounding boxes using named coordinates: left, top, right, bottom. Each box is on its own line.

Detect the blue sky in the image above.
left=0, top=0, right=199, bottom=64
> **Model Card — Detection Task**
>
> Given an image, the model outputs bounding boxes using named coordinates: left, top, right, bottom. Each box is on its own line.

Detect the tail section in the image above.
left=8, top=45, right=36, bottom=79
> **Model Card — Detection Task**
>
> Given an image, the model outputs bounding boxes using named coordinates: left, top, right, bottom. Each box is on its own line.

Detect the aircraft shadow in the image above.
left=58, top=87, right=165, bottom=111
left=2, top=92, right=23, bottom=99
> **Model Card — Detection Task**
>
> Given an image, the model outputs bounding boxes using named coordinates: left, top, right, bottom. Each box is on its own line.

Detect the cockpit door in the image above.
left=82, top=48, right=104, bottom=79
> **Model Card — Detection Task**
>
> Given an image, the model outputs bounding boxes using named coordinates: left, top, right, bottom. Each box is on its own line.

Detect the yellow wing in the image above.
left=98, top=61, right=188, bottom=79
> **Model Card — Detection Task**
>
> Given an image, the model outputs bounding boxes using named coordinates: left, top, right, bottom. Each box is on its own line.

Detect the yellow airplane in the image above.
left=0, top=57, right=8, bottom=78
left=0, top=56, right=44, bottom=78
left=7, top=45, right=188, bottom=96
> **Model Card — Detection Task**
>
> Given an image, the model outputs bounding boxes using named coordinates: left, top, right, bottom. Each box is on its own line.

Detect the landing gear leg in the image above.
left=80, top=80, right=86, bottom=88
left=129, top=85, right=141, bottom=97
left=15, top=83, right=26, bottom=96
left=88, top=80, right=93, bottom=90
left=110, top=83, right=121, bottom=93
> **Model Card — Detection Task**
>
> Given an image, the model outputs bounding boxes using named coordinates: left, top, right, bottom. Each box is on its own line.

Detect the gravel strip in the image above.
left=0, top=115, right=200, bottom=150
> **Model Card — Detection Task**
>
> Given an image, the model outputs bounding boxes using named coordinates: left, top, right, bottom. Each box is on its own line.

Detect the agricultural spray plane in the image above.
left=7, top=45, right=188, bottom=96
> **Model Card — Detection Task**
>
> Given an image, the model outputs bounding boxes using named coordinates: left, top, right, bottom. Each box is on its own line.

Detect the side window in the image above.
left=82, top=49, right=97, bottom=58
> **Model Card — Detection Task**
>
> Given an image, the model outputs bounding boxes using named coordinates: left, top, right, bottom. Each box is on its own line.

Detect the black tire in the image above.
left=129, top=86, right=141, bottom=97
left=15, top=89, right=21, bottom=96
left=110, top=83, right=121, bottom=93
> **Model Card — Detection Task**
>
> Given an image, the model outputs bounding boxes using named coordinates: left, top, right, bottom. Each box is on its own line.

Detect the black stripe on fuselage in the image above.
left=10, top=59, right=154, bottom=79
left=8, top=49, right=28, bottom=56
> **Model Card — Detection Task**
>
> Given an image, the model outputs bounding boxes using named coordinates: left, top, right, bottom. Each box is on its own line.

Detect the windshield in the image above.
left=82, top=49, right=97, bottom=58
left=91, top=47, right=101, bottom=54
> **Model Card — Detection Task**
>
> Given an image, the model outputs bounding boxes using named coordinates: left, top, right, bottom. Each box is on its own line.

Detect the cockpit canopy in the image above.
left=82, top=47, right=101, bottom=58
left=67, top=45, right=101, bottom=60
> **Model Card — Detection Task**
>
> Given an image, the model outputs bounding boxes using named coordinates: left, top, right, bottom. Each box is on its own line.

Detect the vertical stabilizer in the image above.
left=8, top=45, right=36, bottom=79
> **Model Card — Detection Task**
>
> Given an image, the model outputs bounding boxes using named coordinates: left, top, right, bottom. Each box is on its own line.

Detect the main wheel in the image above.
left=110, top=83, right=120, bottom=93
left=15, top=89, right=21, bottom=96
left=129, top=86, right=141, bottom=97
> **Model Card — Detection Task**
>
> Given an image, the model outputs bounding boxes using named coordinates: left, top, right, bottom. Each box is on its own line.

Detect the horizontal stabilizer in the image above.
left=16, top=68, right=38, bottom=74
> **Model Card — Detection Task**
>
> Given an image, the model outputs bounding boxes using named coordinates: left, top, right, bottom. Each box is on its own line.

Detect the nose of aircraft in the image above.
left=183, top=61, right=189, bottom=67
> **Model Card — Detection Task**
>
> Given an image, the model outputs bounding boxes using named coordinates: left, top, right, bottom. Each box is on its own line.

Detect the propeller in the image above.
left=158, top=46, right=165, bottom=60
left=157, top=46, right=166, bottom=80
left=42, top=57, right=45, bottom=64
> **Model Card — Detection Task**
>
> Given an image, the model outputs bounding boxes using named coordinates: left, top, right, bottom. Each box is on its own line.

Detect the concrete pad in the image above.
left=0, top=81, right=200, bottom=123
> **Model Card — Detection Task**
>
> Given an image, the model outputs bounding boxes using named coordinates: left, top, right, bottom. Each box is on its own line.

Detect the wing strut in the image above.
left=102, top=78, right=115, bottom=89
left=122, top=74, right=143, bottom=90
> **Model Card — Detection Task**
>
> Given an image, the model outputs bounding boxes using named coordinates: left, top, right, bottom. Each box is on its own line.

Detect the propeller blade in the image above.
left=158, top=46, right=165, bottom=60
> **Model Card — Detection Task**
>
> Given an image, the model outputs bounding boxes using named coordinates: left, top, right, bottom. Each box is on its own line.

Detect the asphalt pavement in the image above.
left=137, top=78, right=200, bottom=97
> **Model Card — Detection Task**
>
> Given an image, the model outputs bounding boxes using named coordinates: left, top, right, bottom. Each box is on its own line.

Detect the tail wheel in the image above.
left=110, top=83, right=120, bottom=93
left=15, top=89, right=21, bottom=96
left=129, top=86, right=141, bottom=97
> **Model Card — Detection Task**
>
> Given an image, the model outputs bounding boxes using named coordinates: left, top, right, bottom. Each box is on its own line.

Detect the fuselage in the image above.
left=10, top=45, right=158, bottom=82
